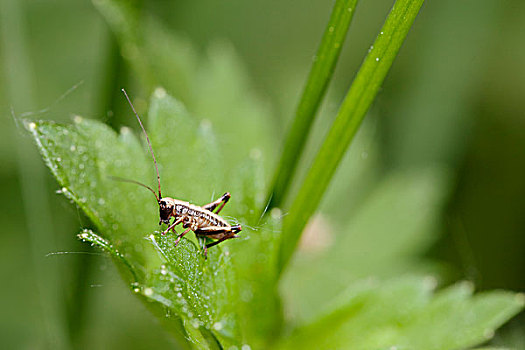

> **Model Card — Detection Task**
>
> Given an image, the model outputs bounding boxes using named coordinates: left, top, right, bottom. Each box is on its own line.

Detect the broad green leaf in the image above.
left=24, top=90, right=282, bottom=348
left=401, top=285, right=525, bottom=349
left=279, top=278, right=524, bottom=350
left=268, top=0, right=359, bottom=208
left=282, top=167, right=451, bottom=322
left=93, top=0, right=276, bottom=169
left=278, top=277, right=434, bottom=349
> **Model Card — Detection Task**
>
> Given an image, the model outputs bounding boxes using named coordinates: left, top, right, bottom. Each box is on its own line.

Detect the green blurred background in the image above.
left=1, top=0, right=524, bottom=348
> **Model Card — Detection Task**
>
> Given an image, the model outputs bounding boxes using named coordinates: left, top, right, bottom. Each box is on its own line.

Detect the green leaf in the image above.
left=93, top=0, right=276, bottom=170
left=24, top=90, right=282, bottom=348
left=279, top=0, right=426, bottom=272
left=282, top=167, right=451, bottom=322
left=401, top=285, right=525, bottom=349
left=268, top=0, right=358, bottom=208
left=278, top=278, right=525, bottom=350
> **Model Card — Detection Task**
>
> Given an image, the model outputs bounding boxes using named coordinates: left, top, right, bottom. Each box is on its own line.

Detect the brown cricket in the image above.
left=117, top=89, right=241, bottom=258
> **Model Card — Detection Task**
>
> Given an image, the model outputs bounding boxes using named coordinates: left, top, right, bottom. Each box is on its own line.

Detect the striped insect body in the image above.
left=117, top=89, right=242, bottom=258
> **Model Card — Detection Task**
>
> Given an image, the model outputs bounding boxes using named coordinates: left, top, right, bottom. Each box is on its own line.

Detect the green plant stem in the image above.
left=279, top=0, right=426, bottom=273
left=267, top=0, right=358, bottom=210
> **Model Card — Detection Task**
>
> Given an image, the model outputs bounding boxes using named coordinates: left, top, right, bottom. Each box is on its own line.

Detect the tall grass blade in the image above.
left=267, top=0, right=359, bottom=209
left=279, top=0, right=426, bottom=272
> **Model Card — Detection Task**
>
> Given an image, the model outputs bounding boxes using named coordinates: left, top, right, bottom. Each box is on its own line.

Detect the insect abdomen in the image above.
left=174, top=202, right=228, bottom=227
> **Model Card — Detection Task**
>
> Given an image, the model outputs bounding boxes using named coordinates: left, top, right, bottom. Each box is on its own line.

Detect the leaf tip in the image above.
left=21, top=118, right=38, bottom=133
left=515, top=292, right=525, bottom=307
left=483, top=328, right=495, bottom=340
left=422, top=275, right=438, bottom=291
left=458, top=280, right=475, bottom=294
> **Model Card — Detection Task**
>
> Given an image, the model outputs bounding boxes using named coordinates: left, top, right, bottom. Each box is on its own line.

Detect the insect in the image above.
left=117, top=89, right=241, bottom=258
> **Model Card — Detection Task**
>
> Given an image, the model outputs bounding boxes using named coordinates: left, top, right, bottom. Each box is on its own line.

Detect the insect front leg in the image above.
left=162, top=216, right=183, bottom=235
left=202, top=192, right=231, bottom=214
left=173, top=228, right=191, bottom=247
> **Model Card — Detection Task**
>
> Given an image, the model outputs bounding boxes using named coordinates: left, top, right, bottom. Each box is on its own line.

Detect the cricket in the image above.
left=116, top=89, right=241, bottom=258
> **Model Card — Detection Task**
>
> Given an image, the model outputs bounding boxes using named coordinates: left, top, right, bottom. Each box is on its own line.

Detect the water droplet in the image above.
left=328, top=26, right=334, bottom=33
left=70, top=145, right=76, bottom=152
left=154, top=87, right=167, bottom=98
left=242, top=345, right=251, bottom=350
left=213, top=322, right=223, bottom=331
left=375, top=57, right=380, bottom=62
left=98, top=198, right=105, bottom=205
left=73, top=115, right=83, bottom=123
left=381, top=31, right=384, bottom=35
left=133, top=288, right=140, bottom=293
left=270, top=208, right=282, bottom=220
left=144, top=288, right=153, bottom=296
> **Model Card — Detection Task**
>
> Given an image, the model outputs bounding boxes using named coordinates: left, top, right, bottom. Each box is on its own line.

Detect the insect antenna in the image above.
left=121, top=89, right=162, bottom=200
left=108, top=176, right=160, bottom=202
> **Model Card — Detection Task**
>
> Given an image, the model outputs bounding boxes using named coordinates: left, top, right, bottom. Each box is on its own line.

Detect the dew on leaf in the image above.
left=154, top=87, right=167, bottom=98
left=270, top=208, right=282, bottom=220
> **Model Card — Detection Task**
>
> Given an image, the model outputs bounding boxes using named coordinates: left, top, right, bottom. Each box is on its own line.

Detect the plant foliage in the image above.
left=23, top=0, right=523, bottom=348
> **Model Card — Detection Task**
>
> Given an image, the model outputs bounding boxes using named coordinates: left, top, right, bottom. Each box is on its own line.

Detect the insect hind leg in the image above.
left=206, top=234, right=240, bottom=249
left=202, top=192, right=230, bottom=214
